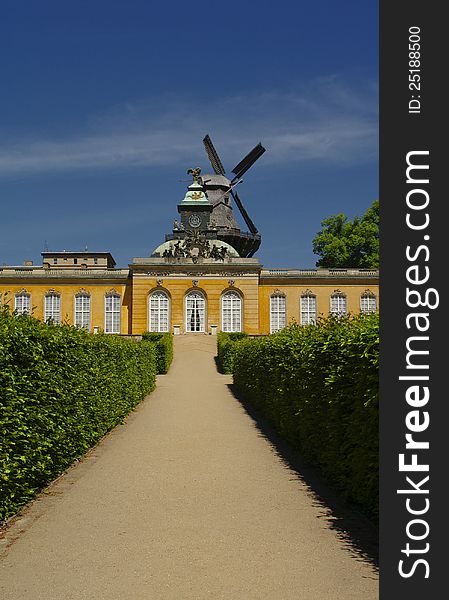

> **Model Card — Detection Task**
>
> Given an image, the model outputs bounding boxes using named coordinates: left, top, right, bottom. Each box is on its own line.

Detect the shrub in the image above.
left=232, top=314, right=379, bottom=518
left=0, top=306, right=157, bottom=523
left=217, top=332, right=248, bottom=373
left=141, top=332, right=173, bottom=374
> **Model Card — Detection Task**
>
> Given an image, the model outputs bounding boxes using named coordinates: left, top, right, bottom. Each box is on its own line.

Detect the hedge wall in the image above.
left=0, top=306, right=157, bottom=523
left=216, top=332, right=248, bottom=373
left=141, top=332, right=173, bottom=374
left=232, top=314, right=379, bottom=518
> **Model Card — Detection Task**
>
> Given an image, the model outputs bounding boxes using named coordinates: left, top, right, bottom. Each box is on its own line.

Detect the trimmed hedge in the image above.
left=0, top=306, right=157, bottom=523
left=141, top=332, right=173, bottom=374
left=216, top=332, right=248, bottom=373
left=232, top=314, right=379, bottom=518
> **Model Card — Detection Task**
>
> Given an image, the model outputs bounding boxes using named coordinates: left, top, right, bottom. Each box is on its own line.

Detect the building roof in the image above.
left=41, top=251, right=116, bottom=268
left=41, top=250, right=115, bottom=257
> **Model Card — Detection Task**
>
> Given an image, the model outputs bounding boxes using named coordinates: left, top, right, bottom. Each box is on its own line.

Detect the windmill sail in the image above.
left=231, top=143, right=266, bottom=182
left=231, top=191, right=258, bottom=235
left=202, top=135, right=226, bottom=176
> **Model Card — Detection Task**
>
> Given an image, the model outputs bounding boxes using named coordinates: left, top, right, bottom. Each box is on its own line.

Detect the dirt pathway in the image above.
left=0, top=335, right=378, bottom=599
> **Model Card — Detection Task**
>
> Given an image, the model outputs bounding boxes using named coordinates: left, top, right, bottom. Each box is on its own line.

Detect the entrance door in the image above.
left=186, top=291, right=206, bottom=332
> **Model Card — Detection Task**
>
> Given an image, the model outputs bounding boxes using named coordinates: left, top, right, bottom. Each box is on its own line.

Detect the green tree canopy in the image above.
left=312, top=200, right=379, bottom=268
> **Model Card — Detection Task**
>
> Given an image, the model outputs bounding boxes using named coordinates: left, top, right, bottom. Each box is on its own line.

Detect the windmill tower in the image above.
left=201, top=134, right=265, bottom=257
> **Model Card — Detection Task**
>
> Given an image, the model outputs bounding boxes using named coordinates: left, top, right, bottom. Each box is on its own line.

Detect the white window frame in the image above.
left=330, top=293, right=347, bottom=316
left=270, top=294, right=286, bottom=333
left=185, top=290, right=206, bottom=333
left=300, top=294, right=317, bottom=325
left=221, top=290, right=242, bottom=333
left=74, top=293, right=91, bottom=330
left=105, top=293, right=121, bottom=334
left=148, top=291, right=170, bottom=332
left=44, top=293, right=61, bottom=324
left=14, top=292, right=31, bottom=315
left=360, top=293, right=377, bottom=314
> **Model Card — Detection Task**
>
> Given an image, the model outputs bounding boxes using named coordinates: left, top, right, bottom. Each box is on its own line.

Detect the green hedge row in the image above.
left=216, top=332, right=248, bottom=373
left=0, top=306, right=157, bottom=523
left=232, top=314, right=379, bottom=518
left=141, top=332, right=173, bottom=374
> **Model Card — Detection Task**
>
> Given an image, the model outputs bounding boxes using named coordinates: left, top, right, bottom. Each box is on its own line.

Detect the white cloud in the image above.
left=0, top=79, right=377, bottom=177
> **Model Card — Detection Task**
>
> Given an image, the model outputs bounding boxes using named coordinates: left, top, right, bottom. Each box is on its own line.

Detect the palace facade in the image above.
left=0, top=169, right=378, bottom=335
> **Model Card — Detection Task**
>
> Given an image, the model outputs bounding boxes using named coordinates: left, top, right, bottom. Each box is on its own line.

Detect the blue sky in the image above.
left=0, top=0, right=378, bottom=268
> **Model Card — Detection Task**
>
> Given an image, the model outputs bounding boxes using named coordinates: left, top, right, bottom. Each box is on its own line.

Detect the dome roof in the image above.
left=201, top=174, right=231, bottom=188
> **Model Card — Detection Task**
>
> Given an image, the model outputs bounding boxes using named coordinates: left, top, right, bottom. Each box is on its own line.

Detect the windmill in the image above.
left=202, top=134, right=266, bottom=257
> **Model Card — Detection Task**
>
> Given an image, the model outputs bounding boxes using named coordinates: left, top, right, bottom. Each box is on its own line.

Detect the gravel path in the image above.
left=0, top=335, right=378, bottom=599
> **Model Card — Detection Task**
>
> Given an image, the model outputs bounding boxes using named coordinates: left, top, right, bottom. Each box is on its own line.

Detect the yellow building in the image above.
left=0, top=153, right=378, bottom=335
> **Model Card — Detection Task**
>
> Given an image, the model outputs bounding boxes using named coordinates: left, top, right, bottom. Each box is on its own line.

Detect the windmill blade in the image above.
left=202, top=134, right=226, bottom=176
left=230, top=190, right=259, bottom=235
left=231, top=143, right=266, bottom=182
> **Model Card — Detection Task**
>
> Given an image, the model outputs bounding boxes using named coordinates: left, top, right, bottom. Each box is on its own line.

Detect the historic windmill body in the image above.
left=158, top=135, right=266, bottom=259
left=201, top=135, right=265, bottom=257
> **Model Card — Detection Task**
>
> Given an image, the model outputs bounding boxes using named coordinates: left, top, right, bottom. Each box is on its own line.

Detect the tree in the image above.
left=312, top=200, right=379, bottom=268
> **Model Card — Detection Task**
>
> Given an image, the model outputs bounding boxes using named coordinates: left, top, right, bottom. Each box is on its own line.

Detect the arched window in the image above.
left=14, top=291, right=31, bottom=315
left=185, top=290, right=206, bottom=332
left=300, top=293, right=317, bottom=325
left=149, top=291, right=170, bottom=332
left=330, top=292, right=347, bottom=316
left=270, top=294, right=286, bottom=333
left=221, top=291, right=242, bottom=333
left=360, top=291, right=377, bottom=313
left=74, top=292, right=91, bottom=329
left=44, top=292, right=61, bottom=324
left=105, top=292, right=121, bottom=334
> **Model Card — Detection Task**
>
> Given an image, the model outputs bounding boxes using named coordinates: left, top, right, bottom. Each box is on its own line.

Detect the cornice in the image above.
left=0, top=268, right=130, bottom=281
left=260, top=268, right=379, bottom=280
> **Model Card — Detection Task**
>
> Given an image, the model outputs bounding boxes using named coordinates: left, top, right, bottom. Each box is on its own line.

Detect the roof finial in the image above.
left=187, top=167, right=202, bottom=184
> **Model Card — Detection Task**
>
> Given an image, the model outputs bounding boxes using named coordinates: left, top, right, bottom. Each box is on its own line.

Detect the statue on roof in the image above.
left=187, top=167, right=202, bottom=184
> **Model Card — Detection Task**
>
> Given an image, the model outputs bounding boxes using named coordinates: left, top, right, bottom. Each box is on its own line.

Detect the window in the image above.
left=75, top=293, right=91, bottom=329
left=44, top=293, right=61, bottom=324
left=149, top=291, right=170, bottom=332
left=53, top=257, right=58, bottom=264
left=186, top=291, right=206, bottom=332
left=330, top=293, right=347, bottom=316
left=360, top=292, right=377, bottom=313
left=221, top=291, right=242, bottom=333
left=300, top=294, right=317, bottom=325
left=14, top=292, right=30, bottom=315
left=270, top=294, right=286, bottom=333
left=105, top=293, right=121, bottom=333
left=73, top=258, right=78, bottom=265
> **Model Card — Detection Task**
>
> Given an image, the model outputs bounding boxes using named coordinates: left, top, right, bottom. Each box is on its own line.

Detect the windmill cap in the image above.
left=201, top=174, right=231, bottom=188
